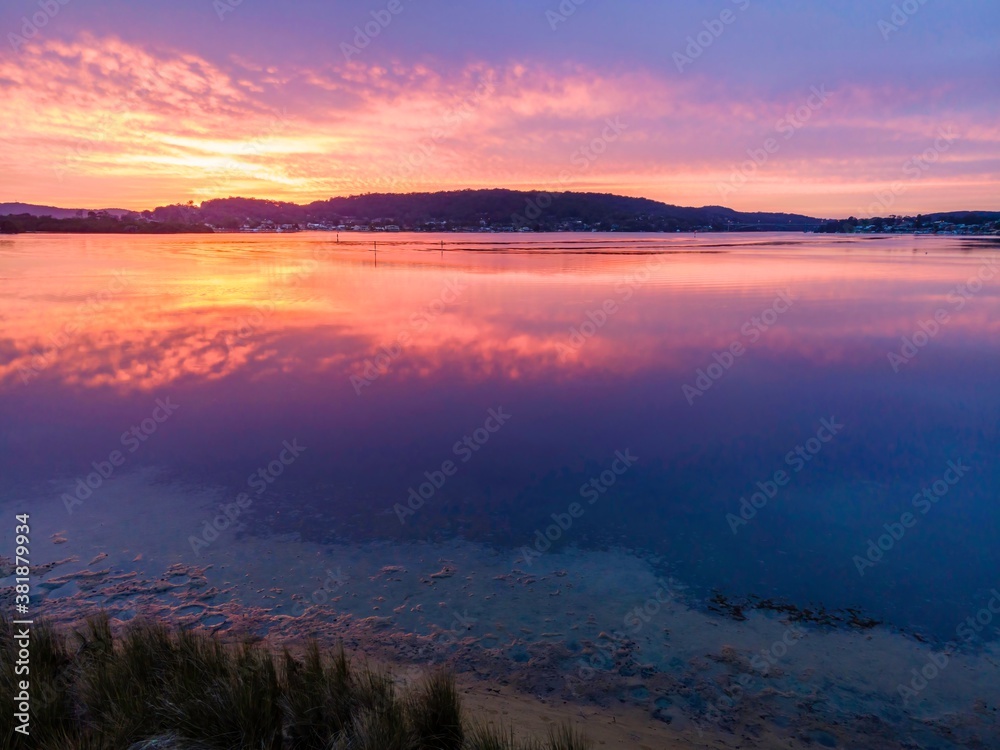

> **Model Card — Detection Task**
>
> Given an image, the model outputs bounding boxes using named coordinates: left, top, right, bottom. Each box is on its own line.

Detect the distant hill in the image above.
left=154, top=190, right=827, bottom=232
left=6, top=193, right=997, bottom=234
left=0, top=203, right=131, bottom=218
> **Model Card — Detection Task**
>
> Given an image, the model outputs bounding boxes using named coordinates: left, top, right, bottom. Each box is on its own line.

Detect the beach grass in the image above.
left=0, top=614, right=591, bottom=750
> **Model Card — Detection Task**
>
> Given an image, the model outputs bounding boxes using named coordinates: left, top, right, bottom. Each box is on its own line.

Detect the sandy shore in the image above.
left=457, top=679, right=811, bottom=749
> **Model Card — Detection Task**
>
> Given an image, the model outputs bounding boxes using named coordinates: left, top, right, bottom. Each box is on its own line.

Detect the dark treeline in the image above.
left=0, top=214, right=214, bottom=234
left=816, top=211, right=1000, bottom=234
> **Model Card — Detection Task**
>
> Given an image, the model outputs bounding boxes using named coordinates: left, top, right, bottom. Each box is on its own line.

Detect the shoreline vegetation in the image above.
left=3, top=212, right=998, bottom=237
left=3, top=190, right=996, bottom=235
left=0, top=215, right=214, bottom=235
left=1, top=614, right=592, bottom=750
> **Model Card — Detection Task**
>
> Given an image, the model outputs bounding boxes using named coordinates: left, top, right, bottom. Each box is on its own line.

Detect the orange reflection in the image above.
left=1, top=234, right=998, bottom=395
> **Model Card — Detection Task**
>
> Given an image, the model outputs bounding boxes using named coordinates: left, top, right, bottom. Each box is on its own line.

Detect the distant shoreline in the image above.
left=3, top=227, right=999, bottom=237
left=5, top=190, right=998, bottom=236
left=0, top=215, right=214, bottom=235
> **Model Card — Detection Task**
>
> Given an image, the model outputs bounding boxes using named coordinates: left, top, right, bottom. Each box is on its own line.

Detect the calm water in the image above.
left=2, top=232, right=999, bottom=643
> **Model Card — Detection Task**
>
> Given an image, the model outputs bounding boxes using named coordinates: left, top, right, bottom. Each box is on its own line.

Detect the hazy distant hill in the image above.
left=0, top=203, right=131, bottom=218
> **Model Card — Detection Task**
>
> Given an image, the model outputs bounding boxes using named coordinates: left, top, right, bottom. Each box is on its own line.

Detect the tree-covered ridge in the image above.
left=152, top=190, right=823, bottom=232
left=5, top=192, right=997, bottom=234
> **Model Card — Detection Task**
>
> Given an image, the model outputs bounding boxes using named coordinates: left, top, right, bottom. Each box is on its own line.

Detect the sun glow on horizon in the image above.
left=1, top=27, right=997, bottom=215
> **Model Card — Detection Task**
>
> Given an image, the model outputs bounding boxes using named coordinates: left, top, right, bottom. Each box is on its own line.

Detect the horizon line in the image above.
left=4, top=190, right=999, bottom=223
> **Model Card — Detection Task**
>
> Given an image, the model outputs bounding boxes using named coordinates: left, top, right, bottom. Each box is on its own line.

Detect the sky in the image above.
left=0, top=0, right=997, bottom=216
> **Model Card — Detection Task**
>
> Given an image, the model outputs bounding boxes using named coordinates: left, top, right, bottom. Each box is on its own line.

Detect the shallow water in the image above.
left=2, top=232, right=999, bottom=745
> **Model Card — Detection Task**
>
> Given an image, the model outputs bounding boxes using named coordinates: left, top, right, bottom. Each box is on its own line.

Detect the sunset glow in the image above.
left=2, top=1, right=997, bottom=214
left=4, top=5, right=1000, bottom=744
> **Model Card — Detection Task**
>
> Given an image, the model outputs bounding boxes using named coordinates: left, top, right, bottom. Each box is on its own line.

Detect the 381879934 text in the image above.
left=12, top=513, right=32, bottom=737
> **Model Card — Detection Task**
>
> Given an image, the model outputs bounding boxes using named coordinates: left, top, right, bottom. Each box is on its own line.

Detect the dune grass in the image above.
left=0, top=614, right=591, bottom=750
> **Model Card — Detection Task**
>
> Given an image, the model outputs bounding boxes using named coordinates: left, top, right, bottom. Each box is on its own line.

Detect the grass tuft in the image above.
left=0, top=615, right=592, bottom=750
left=408, top=671, right=463, bottom=750
left=546, top=722, right=593, bottom=750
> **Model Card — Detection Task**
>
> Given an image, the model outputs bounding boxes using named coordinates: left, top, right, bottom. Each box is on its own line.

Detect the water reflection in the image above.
left=1, top=233, right=998, bottom=640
